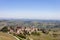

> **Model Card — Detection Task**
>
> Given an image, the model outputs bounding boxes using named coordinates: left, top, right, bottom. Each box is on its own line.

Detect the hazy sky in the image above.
left=0, top=0, right=60, bottom=20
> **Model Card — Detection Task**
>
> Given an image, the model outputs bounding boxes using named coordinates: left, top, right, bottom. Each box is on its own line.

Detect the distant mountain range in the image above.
left=0, top=18, right=60, bottom=29
left=0, top=18, right=60, bottom=23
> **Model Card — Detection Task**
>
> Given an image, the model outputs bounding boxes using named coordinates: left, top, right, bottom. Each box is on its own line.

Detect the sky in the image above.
left=0, top=0, right=60, bottom=20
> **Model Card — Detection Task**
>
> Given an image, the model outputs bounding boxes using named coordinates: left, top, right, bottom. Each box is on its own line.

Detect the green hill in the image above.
left=0, top=32, right=17, bottom=40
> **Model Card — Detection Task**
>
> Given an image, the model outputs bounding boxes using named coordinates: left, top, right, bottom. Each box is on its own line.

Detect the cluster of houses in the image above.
left=8, top=26, right=39, bottom=34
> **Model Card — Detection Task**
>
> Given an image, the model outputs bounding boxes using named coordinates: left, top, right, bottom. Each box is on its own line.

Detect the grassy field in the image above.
left=0, top=32, right=17, bottom=40
left=27, top=31, right=60, bottom=40
left=0, top=31, right=60, bottom=40
left=27, top=32, right=53, bottom=40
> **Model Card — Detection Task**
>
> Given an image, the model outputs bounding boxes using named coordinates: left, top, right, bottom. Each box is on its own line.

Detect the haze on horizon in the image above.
left=0, top=0, right=60, bottom=20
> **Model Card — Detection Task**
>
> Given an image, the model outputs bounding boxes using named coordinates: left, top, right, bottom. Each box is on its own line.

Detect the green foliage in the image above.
left=31, top=31, right=40, bottom=35
left=16, top=35, right=23, bottom=40
left=26, top=38, right=30, bottom=40
left=41, top=29, right=49, bottom=34
left=1, top=26, right=9, bottom=32
left=23, top=30, right=30, bottom=35
left=17, top=34, right=26, bottom=39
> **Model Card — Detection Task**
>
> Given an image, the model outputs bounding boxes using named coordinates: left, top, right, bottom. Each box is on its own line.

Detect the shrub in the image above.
left=1, top=26, right=9, bottom=32
left=31, top=31, right=40, bottom=35
left=41, top=29, right=49, bottom=34
left=17, top=34, right=26, bottom=39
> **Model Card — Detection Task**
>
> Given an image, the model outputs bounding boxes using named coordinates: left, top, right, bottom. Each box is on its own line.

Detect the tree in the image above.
left=1, top=26, right=9, bottom=32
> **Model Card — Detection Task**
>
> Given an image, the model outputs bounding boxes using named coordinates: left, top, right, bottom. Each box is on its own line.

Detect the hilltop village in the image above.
left=0, top=20, right=60, bottom=40
left=8, top=26, right=40, bottom=34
